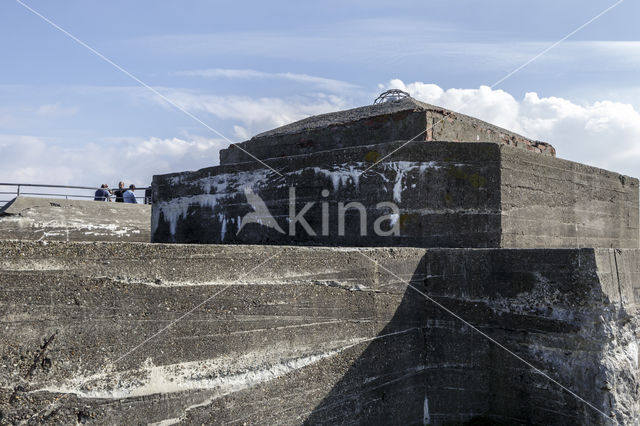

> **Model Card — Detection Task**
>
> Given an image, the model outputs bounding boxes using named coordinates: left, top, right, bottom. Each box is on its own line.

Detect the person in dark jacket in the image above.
left=94, top=184, right=111, bottom=201
left=144, top=187, right=152, bottom=204
left=114, top=181, right=125, bottom=202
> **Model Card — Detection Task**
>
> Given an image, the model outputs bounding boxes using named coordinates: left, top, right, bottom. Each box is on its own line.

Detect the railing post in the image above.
left=16, top=185, right=20, bottom=197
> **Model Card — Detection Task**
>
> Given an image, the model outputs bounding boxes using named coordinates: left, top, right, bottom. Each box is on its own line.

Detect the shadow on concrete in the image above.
left=303, top=256, right=429, bottom=425
left=302, top=249, right=608, bottom=425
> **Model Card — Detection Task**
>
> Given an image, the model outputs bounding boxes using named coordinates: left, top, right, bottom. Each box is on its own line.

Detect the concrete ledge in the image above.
left=0, top=197, right=150, bottom=242
left=0, top=241, right=638, bottom=424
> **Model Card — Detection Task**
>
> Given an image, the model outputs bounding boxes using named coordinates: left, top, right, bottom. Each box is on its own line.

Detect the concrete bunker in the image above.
left=1, top=96, right=639, bottom=425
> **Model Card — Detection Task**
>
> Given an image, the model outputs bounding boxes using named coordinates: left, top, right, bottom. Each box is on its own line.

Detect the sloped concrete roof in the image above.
left=219, top=97, right=555, bottom=165
left=255, top=97, right=440, bottom=138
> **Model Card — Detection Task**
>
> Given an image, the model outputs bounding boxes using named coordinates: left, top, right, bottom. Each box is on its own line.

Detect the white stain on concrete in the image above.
left=155, top=169, right=271, bottom=237
left=389, top=161, right=438, bottom=203
left=155, top=161, right=440, bottom=237
left=33, top=336, right=374, bottom=401
left=423, top=395, right=430, bottom=425
left=313, top=165, right=362, bottom=192
left=218, top=213, right=227, bottom=241
left=2, top=216, right=141, bottom=239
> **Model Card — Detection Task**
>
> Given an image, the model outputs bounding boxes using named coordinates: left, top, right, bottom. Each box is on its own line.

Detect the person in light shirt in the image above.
left=123, top=184, right=138, bottom=204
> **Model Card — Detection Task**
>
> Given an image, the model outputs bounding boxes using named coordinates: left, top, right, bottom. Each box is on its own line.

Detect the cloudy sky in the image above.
left=1, top=0, right=639, bottom=191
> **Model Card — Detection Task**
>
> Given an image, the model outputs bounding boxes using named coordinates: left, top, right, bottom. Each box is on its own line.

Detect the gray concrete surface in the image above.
left=219, top=97, right=555, bottom=165
left=152, top=141, right=638, bottom=249
left=0, top=197, right=151, bottom=242
left=0, top=241, right=637, bottom=425
left=500, top=147, right=640, bottom=248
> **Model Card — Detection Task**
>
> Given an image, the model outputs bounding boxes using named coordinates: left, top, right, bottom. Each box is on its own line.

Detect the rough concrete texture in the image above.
left=0, top=241, right=637, bottom=425
left=500, top=147, right=640, bottom=248
left=152, top=141, right=638, bottom=249
left=219, top=98, right=555, bottom=165
left=0, top=197, right=150, bottom=242
left=422, top=248, right=639, bottom=425
left=154, top=141, right=503, bottom=247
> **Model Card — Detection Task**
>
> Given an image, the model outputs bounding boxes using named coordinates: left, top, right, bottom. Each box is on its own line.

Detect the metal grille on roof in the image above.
left=373, top=89, right=411, bottom=104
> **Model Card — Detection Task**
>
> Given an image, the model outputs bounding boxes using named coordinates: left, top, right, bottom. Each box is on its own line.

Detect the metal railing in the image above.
left=0, top=182, right=151, bottom=208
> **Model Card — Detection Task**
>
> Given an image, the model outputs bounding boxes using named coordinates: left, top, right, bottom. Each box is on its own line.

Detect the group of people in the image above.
left=94, top=182, right=138, bottom=203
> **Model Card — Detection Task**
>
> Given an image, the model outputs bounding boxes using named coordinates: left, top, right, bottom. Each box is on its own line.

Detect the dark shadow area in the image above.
left=303, top=248, right=610, bottom=425
left=302, top=256, right=429, bottom=425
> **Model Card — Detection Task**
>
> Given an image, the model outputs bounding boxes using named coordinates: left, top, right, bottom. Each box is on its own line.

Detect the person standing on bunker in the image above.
left=123, top=184, right=138, bottom=204
left=114, top=181, right=125, bottom=202
left=94, top=184, right=111, bottom=201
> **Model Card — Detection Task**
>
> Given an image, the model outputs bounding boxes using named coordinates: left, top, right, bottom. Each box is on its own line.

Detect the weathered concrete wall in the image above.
left=1, top=241, right=638, bottom=425
left=154, top=141, right=503, bottom=247
left=0, top=242, right=427, bottom=425
left=0, top=197, right=150, bottom=242
left=219, top=98, right=554, bottom=165
left=153, top=141, right=638, bottom=249
left=500, top=146, right=640, bottom=248
left=421, top=248, right=639, bottom=425
left=221, top=108, right=430, bottom=165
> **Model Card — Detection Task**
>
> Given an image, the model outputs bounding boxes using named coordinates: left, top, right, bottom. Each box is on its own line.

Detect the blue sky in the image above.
left=1, top=0, right=640, bottom=187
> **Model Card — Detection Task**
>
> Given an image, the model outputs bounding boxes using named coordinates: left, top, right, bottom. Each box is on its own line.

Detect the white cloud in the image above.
left=385, top=80, right=640, bottom=177
left=0, top=88, right=353, bottom=195
left=176, top=68, right=358, bottom=93
left=155, top=90, right=350, bottom=140
left=0, top=134, right=226, bottom=190
left=386, top=80, right=521, bottom=130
